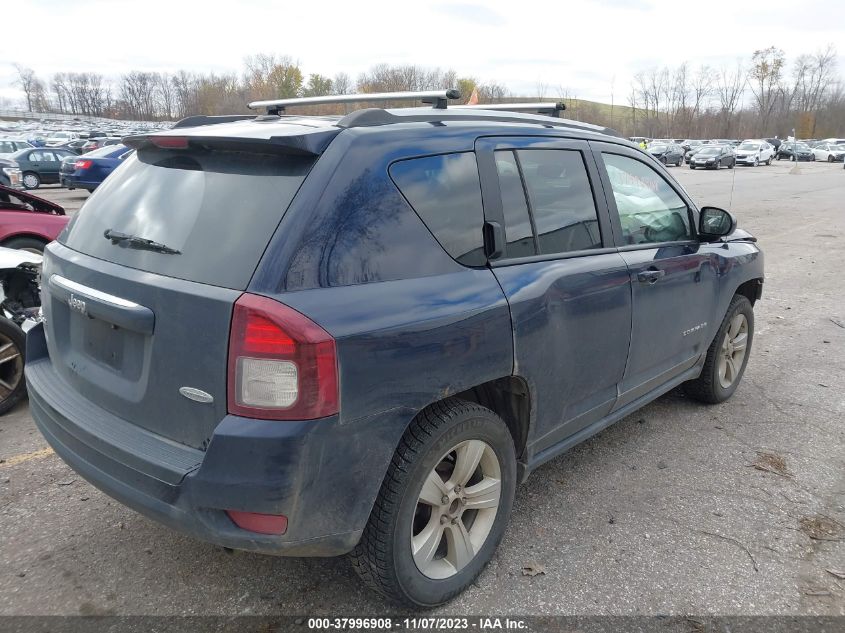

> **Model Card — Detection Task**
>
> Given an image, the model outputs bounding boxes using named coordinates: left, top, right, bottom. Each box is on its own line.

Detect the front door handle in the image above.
left=637, top=269, right=666, bottom=284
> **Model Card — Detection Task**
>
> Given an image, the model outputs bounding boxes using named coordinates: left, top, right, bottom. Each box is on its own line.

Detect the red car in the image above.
left=0, top=184, right=69, bottom=253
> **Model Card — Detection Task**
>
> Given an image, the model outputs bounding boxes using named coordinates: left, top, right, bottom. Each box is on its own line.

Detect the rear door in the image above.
left=43, top=143, right=315, bottom=449
left=476, top=137, right=632, bottom=454
left=591, top=142, right=719, bottom=407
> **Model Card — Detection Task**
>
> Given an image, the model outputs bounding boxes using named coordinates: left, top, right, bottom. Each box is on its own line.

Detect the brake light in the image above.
left=149, top=136, right=189, bottom=149
left=227, top=293, right=338, bottom=420
left=75, top=160, right=92, bottom=170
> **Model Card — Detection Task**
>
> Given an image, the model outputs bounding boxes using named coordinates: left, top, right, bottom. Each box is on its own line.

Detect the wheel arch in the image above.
left=734, top=277, right=763, bottom=306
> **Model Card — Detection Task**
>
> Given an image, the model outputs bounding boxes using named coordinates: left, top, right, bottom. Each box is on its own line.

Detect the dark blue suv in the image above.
left=26, top=91, right=763, bottom=606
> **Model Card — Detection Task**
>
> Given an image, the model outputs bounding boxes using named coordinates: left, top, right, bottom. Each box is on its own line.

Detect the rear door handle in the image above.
left=637, top=269, right=666, bottom=284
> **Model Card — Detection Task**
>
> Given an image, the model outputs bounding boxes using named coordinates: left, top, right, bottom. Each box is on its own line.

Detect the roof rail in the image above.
left=248, top=89, right=461, bottom=114
left=452, top=102, right=566, bottom=117
left=337, top=108, right=622, bottom=138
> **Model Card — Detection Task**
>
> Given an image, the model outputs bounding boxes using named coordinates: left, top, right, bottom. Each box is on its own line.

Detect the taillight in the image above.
left=75, top=160, right=92, bottom=169
left=227, top=293, right=338, bottom=420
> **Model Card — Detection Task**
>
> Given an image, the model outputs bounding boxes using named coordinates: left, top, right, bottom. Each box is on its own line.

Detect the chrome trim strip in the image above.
left=49, top=274, right=141, bottom=309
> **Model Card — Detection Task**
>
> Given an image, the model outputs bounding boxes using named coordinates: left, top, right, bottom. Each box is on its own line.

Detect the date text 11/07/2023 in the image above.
left=306, top=617, right=529, bottom=630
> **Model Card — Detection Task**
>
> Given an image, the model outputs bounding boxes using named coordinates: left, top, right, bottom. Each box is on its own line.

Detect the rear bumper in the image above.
left=59, top=174, right=97, bottom=188
left=25, top=324, right=401, bottom=556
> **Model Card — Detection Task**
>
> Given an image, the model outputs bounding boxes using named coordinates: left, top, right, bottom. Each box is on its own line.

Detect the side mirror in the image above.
left=698, top=206, right=737, bottom=241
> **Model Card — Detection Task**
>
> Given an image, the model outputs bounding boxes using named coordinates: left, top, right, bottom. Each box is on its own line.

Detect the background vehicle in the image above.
left=0, top=158, right=22, bottom=189
left=0, top=139, right=34, bottom=158
left=0, top=184, right=69, bottom=252
left=79, top=137, right=123, bottom=154
left=60, top=144, right=132, bottom=192
left=734, top=140, right=775, bottom=166
left=0, top=247, right=45, bottom=415
left=681, top=140, right=705, bottom=152
left=46, top=131, right=80, bottom=147
left=56, top=139, right=90, bottom=155
left=689, top=145, right=735, bottom=169
left=776, top=142, right=814, bottom=161
left=648, top=142, right=684, bottom=166
left=684, top=146, right=706, bottom=164
left=10, top=147, right=77, bottom=189
left=811, top=142, right=845, bottom=162
left=26, top=92, right=764, bottom=607
left=764, top=137, right=782, bottom=150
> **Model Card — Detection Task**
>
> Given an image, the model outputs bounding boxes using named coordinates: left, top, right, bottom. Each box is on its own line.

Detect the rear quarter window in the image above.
left=389, top=152, right=486, bottom=267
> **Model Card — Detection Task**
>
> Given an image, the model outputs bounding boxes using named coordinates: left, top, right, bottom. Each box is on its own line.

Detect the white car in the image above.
left=45, top=131, right=79, bottom=147
left=734, top=140, right=776, bottom=166
left=811, top=142, right=845, bottom=163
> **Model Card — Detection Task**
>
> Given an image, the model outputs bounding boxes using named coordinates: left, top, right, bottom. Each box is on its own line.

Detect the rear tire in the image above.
left=828, top=155, right=834, bottom=163
left=21, top=172, right=40, bottom=190
left=2, top=236, right=48, bottom=254
left=0, top=317, right=26, bottom=416
left=690, top=165, right=695, bottom=170
left=683, top=295, right=754, bottom=404
left=350, top=398, right=517, bottom=607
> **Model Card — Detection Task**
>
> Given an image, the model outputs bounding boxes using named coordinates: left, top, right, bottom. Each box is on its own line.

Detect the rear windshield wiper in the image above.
left=103, top=229, right=181, bottom=255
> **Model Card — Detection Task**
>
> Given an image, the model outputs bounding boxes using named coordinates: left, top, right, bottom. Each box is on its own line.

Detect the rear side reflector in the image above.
left=227, top=293, right=339, bottom=420
left=226, top=510, right=288, bottom=535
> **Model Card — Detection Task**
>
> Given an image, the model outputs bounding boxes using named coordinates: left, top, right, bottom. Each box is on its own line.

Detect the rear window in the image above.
left=389, top=152, right=486, bottom=266
left=60, top=147, right=314, bottom=289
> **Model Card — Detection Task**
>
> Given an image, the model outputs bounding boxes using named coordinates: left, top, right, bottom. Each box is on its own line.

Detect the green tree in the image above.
left=303, top=73, right=333, bottom=97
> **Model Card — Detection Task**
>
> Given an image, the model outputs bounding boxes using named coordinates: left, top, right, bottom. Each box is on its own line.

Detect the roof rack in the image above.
left=248, top=89, right=461, bottom=114
left=452, top=102, right=566, bottom=117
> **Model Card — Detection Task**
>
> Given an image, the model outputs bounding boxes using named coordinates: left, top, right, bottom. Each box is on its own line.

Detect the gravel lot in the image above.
left=1, top=160, right=844, bottom=616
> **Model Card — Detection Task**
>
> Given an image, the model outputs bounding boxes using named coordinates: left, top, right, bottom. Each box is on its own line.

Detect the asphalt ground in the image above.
left=1, top=159, right=844, bottom=616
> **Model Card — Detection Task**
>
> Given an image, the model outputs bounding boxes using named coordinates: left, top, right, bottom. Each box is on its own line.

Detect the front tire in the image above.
left=828, top=155, right=834, bottom=163
left=0, top=317, right=26, bottom=416
left=2, top=236, right=47, bottom=254
left=350, top=399, right=516, bottom=607
left=683, top=295, right=754, bottom=404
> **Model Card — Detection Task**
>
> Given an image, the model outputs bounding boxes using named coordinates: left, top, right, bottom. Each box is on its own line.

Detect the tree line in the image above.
left=11, top=47, right=845, bottom=138
left=626, top=46, right=842, bottom=139
left=11, top=55, right=509, bottom=122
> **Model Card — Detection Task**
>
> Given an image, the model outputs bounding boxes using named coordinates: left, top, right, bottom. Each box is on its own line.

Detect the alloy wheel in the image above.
left=22, top=174, right=39, bottom=189
left=718, top=313, right=748, bottom=389
left=411, top=439, right=502, bottom=579
left=0, top=336, right=23, bottom=403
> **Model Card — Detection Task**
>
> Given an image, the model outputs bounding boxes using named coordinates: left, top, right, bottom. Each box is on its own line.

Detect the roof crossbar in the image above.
left=452, top=102, right=567, bottom=117
left=248, top=89, right=461, bottom=114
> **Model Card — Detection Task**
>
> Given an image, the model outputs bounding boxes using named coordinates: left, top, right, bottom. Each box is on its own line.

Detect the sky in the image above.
left=2, top=0, right=844, bottom=107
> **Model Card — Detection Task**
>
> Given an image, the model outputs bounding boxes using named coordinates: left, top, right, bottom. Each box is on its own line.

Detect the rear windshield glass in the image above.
left=60, top=147, right=314, bottom=289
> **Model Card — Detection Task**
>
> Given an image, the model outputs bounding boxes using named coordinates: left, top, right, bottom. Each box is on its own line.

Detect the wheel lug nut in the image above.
left=440, top=515, right=449, bottom=525
left=441, top=495, right=449, bottom=504
left=451, top=518, right=458, bottom=525
left=454, top=485, right=462, bottom=493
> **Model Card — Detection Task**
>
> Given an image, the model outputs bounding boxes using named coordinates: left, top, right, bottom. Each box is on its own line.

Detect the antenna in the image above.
left=248, top=90, right=461, bottom=115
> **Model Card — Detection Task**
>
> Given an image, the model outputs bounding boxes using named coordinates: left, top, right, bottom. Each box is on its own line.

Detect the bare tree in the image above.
left=13, top=64, right=41, bottom=111
left=332, top=72, right=352, bottom=95
left=747, top=47, right=786, bottom=133
left=717, top=62, right=744, bottom=136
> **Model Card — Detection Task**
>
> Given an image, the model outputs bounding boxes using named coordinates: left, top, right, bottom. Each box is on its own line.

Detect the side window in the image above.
left=602, top=153, right=692, bottom=245
left=390, top=152, right=486, bottom=266
left=516, top=149, right=602, bottom=255
left=494, top=151, right=536, bottom=258
left=28, top=151, right=43, bottom=161
left=42, top=152, right=58, bottom=162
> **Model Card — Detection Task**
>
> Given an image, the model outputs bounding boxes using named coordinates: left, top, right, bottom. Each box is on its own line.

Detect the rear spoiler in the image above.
left=123, top=128, right=341, bottom=157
